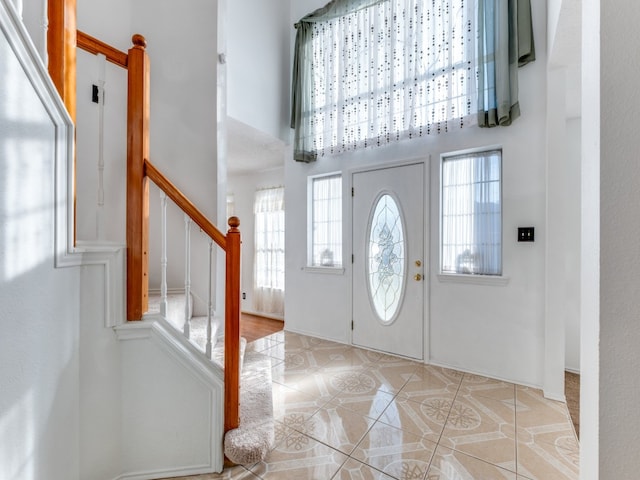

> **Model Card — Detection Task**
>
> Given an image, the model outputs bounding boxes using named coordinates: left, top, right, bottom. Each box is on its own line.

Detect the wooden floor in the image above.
left=565, top=371, right=580, bottom=438
left=240, top=313, right=284, bottom=343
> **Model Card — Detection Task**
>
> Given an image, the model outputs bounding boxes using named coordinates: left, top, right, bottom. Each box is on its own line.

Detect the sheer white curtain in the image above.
left=312, top=175, right=342, bottom=267
left=441, top=150, right=501, bottom=275
left=254, top=187, right=285, bottom=315
left=293, top=0, right=478, bottom=161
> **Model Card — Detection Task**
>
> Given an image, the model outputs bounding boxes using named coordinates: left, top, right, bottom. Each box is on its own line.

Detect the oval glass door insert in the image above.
left=367, top=193, right=406, bottom=323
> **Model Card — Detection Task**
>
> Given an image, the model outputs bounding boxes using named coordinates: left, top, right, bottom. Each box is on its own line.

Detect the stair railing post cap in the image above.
left=132, top=34, right=147, bottom=48
left=228, top=216, right=240, bottom=229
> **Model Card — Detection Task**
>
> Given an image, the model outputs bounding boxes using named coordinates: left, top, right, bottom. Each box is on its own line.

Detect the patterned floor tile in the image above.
left=351, top=421, right=436, bottom=480
left=426, top=445, right=517, bottom=479
left=165, top=465, right=259, bottom=479
left=249, top=430, right=348, bottom=479
left=459, top=374, right=516, bottom=404
left=517, top=438, right=579, bottom=479
left=439, top=394, right=517, bottom=472
left=333, top=458, right=397, bottom=480
left=397, top=365, right=462, bottom=404
left=303, top=403, right=375, bottom=455
left=329, top=389, right=396, bottom=420
left=377, top=393, right=455, bottom=443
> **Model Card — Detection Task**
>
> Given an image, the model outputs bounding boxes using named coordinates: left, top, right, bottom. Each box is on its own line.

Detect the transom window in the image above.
left=298, top=0, right=477, bottom=159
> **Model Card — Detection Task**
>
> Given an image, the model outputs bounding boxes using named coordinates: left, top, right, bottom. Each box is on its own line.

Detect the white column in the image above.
left=96, top=54, right=107, bottom=239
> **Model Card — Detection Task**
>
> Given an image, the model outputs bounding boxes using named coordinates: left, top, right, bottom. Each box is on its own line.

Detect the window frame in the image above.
left=438, top=147, right=509, bottom=286
left=306, top=172, right=344, bottom=272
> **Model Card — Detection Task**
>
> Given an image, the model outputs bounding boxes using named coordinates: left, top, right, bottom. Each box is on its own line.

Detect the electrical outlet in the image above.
left=242, top=292, right=246, bottom=300
left=518, top=227, right=535, bottom=242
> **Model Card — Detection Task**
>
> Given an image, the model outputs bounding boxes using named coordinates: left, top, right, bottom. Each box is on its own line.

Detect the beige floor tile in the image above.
left=333, top=458, right=396, bottom=479
left=426, top=445, right=517, bottom=479
left=364, top=362, right=421, bottom=395
left=439, top=394, right=517, bottom=472
left=246, top=336, right=282, bottom=353
left=303, top=403, right=375, bottom=455
left=351, top=420, right=436, bottom=480
left=165, top=465, right=259, bottom=479
left=517, top=439, right=579, bottom=479
left=396, top=365, right=462, bottom=404
left=459, top=374, right=516, bottom=404
left=377, top=394, right=455, bottom=443
left=271, top=367, right=338, bottom=402
left=516, top=386, right=572, bottom=430
left=249, top=430, right=348, bottom=479
left=329, top=389, right=396, bottom=420
left=320, top=346, right=379, bottom=369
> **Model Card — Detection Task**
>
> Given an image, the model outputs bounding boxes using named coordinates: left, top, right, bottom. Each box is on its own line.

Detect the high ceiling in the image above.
left=226, top=117, right=286, bottom=176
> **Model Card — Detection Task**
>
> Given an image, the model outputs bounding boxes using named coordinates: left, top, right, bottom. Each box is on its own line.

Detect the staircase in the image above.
left=147, top=293, right=275, bottom=466
left=45, top=1, right=274, bottom=473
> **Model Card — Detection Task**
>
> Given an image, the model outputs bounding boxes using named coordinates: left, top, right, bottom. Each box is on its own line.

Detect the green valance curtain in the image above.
left=477, top=0, right=536, bottom=127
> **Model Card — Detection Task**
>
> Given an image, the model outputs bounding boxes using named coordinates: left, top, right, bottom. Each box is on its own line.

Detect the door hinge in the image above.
left=351, top=187, right=354, bottom=197
left=352, top=254, right=354, bottom=264
left=351, top=320, right=354, bottom=330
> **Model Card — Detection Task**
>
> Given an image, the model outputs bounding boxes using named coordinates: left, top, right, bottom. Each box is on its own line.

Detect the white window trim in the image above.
left=436, top=273, right=510, bottom=286
left=439, top=146, right=504, bottom=278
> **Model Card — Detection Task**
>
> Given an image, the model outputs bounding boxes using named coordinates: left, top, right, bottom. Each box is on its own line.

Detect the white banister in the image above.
left=183, top=215, right=192, bottom=338
left=160, top=192, right=168, bottom=317
left=206, top=238, right=213, bottom=358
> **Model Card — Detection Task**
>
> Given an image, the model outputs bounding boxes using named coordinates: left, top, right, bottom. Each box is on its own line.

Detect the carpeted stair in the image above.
left=148, top=292, right=274, bottom=465
left=223, top=350, right=275, bottom=464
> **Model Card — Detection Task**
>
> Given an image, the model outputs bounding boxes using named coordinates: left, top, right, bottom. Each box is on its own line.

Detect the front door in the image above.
left=352, top=163, right=425, bottom=360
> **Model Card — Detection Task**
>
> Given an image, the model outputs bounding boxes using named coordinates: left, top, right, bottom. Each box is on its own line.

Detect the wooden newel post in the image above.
left=126, top=34, right=150, bottom=321
left=224, top=216, right=241, bottom=432
left=47, top=0, right=77, bottom=122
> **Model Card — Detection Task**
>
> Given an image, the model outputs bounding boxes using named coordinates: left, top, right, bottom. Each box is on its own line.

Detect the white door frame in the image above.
left=346, top=157, right=430, bottom=362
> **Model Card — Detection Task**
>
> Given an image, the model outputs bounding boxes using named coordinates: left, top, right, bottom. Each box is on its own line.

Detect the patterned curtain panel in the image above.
left=292, top=0, right=478, bottom=162
left=291, top=0, right=535, bottom=162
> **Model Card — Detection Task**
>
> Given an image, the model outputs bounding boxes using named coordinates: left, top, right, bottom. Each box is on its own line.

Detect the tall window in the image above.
left=293, top=0, right=478, bottom=161
left=310, top=174, right=342, bottom=267
left=441, top=150, right=501, bottom=276
left=254, top=187, right=285, bottom=315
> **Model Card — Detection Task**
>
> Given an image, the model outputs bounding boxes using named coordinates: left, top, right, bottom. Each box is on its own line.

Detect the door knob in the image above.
left=414, top=273, right=422, bottom=281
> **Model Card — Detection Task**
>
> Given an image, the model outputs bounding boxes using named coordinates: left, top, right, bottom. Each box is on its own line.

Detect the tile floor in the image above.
left=170, top=331, right=579, bottom=480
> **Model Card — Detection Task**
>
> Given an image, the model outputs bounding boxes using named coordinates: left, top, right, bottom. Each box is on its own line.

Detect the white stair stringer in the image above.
left=115, top=316, right=225, bottom=478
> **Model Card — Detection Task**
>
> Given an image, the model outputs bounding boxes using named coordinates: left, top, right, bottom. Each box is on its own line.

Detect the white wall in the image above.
left=564, top=117, right=581, bottom=373
left=228, top=0, right=292, bottom=142
left=597, top=2, right=640, bottom=478
left=228, top=167, right=285, bottom=318
left=285, top=0, right=549, bottom=388
left=0, top=4, right=81, bottom=478
left=75, top=0, right=221, bottom=316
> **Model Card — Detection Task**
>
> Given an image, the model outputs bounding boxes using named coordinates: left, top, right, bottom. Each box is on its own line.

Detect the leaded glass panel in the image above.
left=367, top=194, right=405, bottom=323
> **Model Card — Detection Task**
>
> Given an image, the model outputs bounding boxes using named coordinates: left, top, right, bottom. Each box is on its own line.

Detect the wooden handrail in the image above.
left=77, top=30, right=128, bottom=69
left=145, top=159, right=227, bottom=250
left=147, top=158, right=240, bottom=431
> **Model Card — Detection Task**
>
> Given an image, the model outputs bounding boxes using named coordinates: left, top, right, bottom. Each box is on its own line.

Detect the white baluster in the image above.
left=183, top=215, right=192, bottom=338
left=96, top=54, right=106, bottom=239
left=160, top=192, right=168, bottom=318
left=40, top=0, right=47, bottom=63
left=206, top=238, right=214, bottom=358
